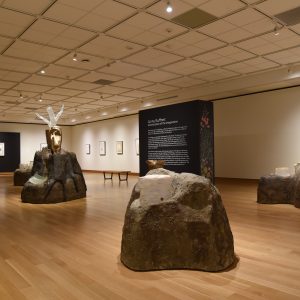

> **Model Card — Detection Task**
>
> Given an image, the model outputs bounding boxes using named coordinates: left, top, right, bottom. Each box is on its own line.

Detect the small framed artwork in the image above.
left=40, top=143, right=47, bottom=150
left=135, top=138, right=139, bottom=156
left=85, top=144, right=91, bottom=155
left=99, top=141, right=106, bottom=156
left=116, top=141, right=123, bottom=155
left=0, top=142, right=4, bottom=156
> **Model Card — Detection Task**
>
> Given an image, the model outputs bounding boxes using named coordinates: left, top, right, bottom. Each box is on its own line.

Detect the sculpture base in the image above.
left=21, top=149, right=86, bottom=204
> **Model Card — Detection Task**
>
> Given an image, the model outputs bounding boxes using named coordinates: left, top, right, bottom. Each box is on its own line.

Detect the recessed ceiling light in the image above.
left=101, top=112, right=108, bottom=116
left=120, top=107, right=128, bottom=112
left=71, top=118, right=76, bottom=123
left=38, top=95, right=43, bottom=102
left=40, top=69, right=46, bottom=74
left=166, top=1, right=173, bottom=13
left=19, top=92, right=23, bottom=99
left=85, top=115, right=91, bottom=119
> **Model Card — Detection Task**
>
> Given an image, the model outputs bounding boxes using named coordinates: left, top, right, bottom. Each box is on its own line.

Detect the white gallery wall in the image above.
left=214, top=86, right=300, bottom=179
left=0, top=123, right=72, bottom=164
left=2, top=86, right=300, bottom=178
left=71, top=114, right=139, bottom=173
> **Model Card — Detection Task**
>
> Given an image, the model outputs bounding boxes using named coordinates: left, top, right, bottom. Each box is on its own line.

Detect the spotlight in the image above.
left=19, top=92, right=23, bottom=99
left=166, top=1, right=173, bottom=13
left=40, top=69, right=46, bottom=74
left=72, top=52, right=78, bottom=61
left=274, top=23, right=280, bottom=36
left=38, top=95, right=43, bottom=102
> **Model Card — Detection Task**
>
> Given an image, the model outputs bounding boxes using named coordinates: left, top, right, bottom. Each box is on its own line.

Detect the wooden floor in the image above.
left=0, top=173, right=300, bottom=300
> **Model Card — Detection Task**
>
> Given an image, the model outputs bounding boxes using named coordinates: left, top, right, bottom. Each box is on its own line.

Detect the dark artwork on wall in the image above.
left=0, top=132, right=20, bottom=172
left=139, top=100, right=214, bottom=181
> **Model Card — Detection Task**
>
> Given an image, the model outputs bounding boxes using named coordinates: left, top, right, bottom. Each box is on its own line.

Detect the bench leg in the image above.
left=118, top=172, right=128, bottom=181
left=104, top=172, right=113, bottom=180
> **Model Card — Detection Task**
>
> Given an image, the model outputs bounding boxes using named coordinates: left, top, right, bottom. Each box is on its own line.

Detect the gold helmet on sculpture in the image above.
left=35, top=105, right=64, bottom=153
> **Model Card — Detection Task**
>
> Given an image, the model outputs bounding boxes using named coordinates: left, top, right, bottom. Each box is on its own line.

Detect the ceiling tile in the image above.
left=236, top=29, right=300, bottom=55
left=0, top=80, right=16, bottom=89
left=0, top=69, right=29, bottom=82
left=112, top=78, right=152, bottom=89
left=14, top=83, right=52, bottom=93
left=116, top=0, right=156, bottom=8
left=225, top=57, right=279, bottom=73
left=43, top=1, right=93, bottom=24
left=93, top=85, right=130, bottom=94
left=106, top=95, right=135, bottom=102
left=61, top=80, right=100, bottom=90
left=98, top=61, right=150, bottom=77
left=164, top=76, right=206, bottom=87
left=24, top=74, right=68, bottom=86
left=194, top=46, right=254, bottom=66
left=108, top=12, right=187, bottom=46
left=134, top=70, right=180, bottom=82
left=265, top=46, right=300, bottom=64
left=44, top=65, right=87, bottom=79
left=162, top=59, right=213, bottom=75
left=182, top=0, right=211, bottom=5
left=2, top=0, right=53, bottom=15
left=76, top=1, right=135, bottom=32
left=121, top=90, right=154, bottom=98
left=125, top=48, right=182, bottom=67
left=4, top=40, right=67, bottom=63
left=256, top=0, right=300, bottom=16
left=198, top=19, right=236, bottom=35
left=191, top=68, right=239, bottom=81
left=155, top=31, right=225, bottom=57
left=77, top=91, right=104, bottom=100
left=55, top=53, right=110, bottom=70
left=21, top=19, right=96, bottom=50
left=199, top=0, right=246, bottom=17
left=141, top=83, right=177, bottom=93
left=40, top=93, right=69, bottom=101
left=4, top=90, right=38, bottom=98
left=0, top=36, right=12, bottom=52
left=47, top=87, right=82, bottom=96
left=0, top=7, right=35, bottom=38
left=79, top=35, right=144, bottom=59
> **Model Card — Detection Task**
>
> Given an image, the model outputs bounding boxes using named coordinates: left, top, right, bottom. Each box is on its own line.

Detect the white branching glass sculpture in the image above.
left=36, top=105, right=64, bottom=128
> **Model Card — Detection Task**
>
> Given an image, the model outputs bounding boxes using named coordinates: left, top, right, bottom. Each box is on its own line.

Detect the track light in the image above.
left=274, top=23, right=280, bottom=36
left=38, top=95, right=43, bottom=102
left=166, top=1, right=173, bottom=13
left=72, top=52, right=78, bottom=61
left=19, top=92, right=23, bottom=99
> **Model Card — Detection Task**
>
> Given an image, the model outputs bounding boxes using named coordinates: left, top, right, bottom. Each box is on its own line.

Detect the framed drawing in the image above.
left=0, top=142, right=4, bottom=156
left=99, top=141, right=106, bottom=156
left=85, top=144, right=91, bottom=155
left=40, top=143, right=47, bottom=150
left=116, top=141, right=123, bottom=155
left=135, top=138, right=139, bottom=156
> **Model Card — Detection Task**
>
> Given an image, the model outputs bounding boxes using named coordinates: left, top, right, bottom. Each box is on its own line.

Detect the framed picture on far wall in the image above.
left=116, top=141, right=123, bottom=155
left=99, top=141, right=106, bottom=156
left=0, top=142, right=4, bottom=156
left=85, top=144, right=91, bottom=155
left=135, top=138, right=139, bottom=156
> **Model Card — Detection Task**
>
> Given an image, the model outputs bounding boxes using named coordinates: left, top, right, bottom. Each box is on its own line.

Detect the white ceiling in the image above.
left=0, top=0, right=300, bottom=124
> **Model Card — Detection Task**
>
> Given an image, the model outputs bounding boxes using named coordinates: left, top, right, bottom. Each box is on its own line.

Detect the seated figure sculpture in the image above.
left=21, top=106, right=86, bottom=203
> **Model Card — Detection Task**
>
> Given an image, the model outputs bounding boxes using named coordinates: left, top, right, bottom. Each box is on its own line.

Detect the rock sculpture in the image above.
left=257, top=164, right=300, bottom=208
left=21, top=106, right=86, bottom=203
left=121, top=168, right=235, bottom=272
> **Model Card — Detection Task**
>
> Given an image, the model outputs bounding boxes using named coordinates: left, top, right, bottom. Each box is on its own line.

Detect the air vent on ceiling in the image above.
left=172, top=8, right=217, bottom=29
left=24, top=107, right=36, bottom=110
left=93, top=79, right=115, bottom=85
left=275, top=6, right=300, bottom=26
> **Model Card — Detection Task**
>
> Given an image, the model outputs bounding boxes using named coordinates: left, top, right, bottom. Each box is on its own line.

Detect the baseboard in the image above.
left=82, top=170, right=139, bottom=176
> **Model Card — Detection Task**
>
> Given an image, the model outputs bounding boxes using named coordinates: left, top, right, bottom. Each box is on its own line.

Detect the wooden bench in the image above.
left=102, top=170, right=131, bottom=182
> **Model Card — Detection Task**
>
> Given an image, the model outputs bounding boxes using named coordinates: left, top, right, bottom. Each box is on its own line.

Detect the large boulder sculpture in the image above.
left=21, top=105, right=86, bottom=203
left=121, top=168, right=235, bottom=272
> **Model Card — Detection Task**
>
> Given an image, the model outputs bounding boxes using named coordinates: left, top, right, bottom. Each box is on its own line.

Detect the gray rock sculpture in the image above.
left=257, top=163, right=300, bottom=208
left=21, top=148, right=86, bottom=204
left=121, top=168, right=235, bottom=272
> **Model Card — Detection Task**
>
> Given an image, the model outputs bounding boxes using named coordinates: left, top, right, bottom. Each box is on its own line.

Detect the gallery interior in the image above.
left=0, top=0, right=300, bottom=299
